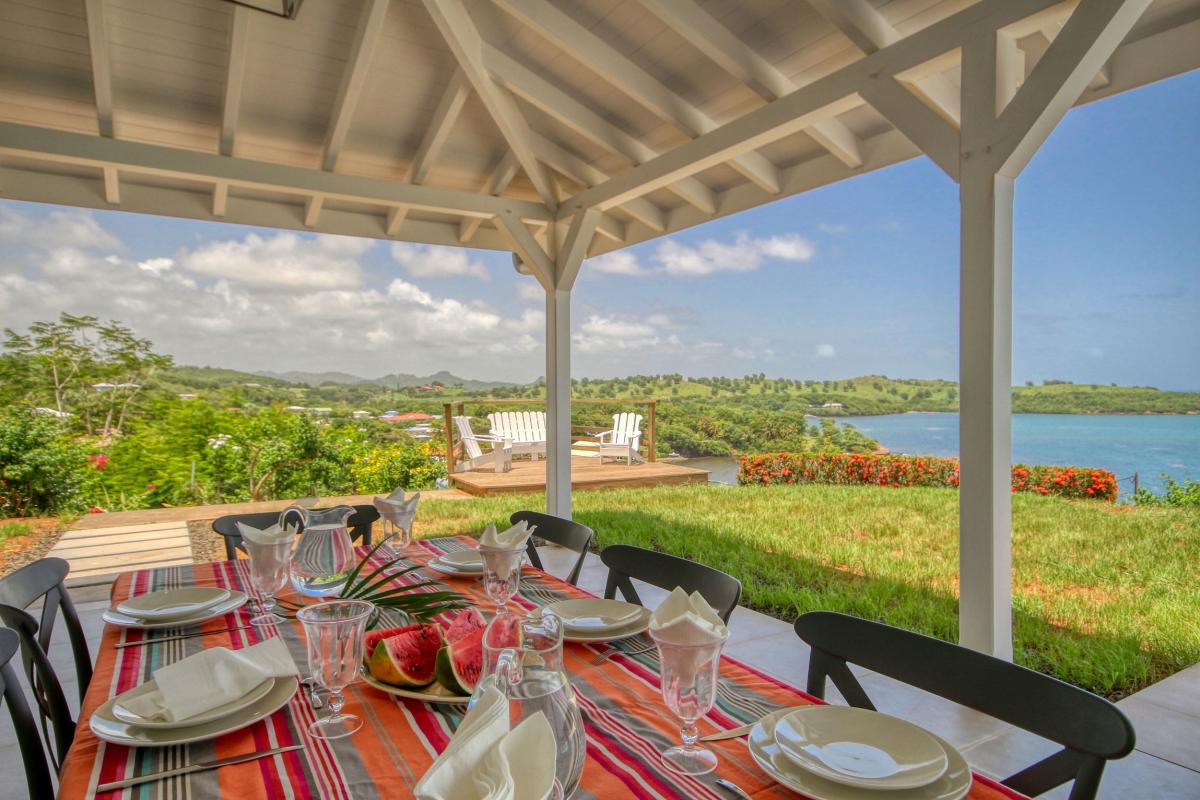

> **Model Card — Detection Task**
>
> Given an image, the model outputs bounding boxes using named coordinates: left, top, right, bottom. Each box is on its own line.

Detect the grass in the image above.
left=411, top=484, right=1200, bottom=699
left=0, top=522, right=34, bottom=542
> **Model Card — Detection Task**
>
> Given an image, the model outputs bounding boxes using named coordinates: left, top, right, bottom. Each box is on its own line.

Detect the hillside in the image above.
left=257, top=369, right=518, bottom=390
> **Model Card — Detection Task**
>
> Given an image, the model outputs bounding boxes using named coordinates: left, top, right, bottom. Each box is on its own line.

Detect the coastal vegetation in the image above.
left=411, top=484, right=1200, bottom=700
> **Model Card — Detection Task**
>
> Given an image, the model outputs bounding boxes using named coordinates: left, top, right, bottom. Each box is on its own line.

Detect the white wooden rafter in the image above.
left=493, top=0, right=782, bottom=194
left=322, top=0, right=391, bottom=173
left=459, top=152, right=519, bottom=244
left=220, top=5, right=252, bottom=157
left=484, top=45, right=717, bottom=214
left=533, top=134, right=664, bottom=234
left=83, top=0, right=114, bottom=138
left=636, top=0, right=862, bottom=169
left=102, top=166, right=119, bottom=204
left=422, top=0, right=558, bottom=209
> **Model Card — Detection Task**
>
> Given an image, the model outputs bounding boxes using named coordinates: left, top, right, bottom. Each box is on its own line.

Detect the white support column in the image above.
left=545, top=285, right=572, bottom=517
left=957, top=164, right=1015, bottom=659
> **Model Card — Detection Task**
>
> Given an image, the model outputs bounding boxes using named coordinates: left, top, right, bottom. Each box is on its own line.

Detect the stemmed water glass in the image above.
left=242, top=537, right=293, bottom=626
left=649, top=628, right=729, bottom=775
left=297, top=599, right=373, bottom=739
left=478, top=543, right=525, bottom=614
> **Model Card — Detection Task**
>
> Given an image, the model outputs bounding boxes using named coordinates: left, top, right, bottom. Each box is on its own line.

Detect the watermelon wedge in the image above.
left=367, top=623, right=442, bottom=687
left=365, top=624, right=425, bottom=656
left=435, top=626, right=484, bottom=695
left=440, top=607, right=486, bottom=645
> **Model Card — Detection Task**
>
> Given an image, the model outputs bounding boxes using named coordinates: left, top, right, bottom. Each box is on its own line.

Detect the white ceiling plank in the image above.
left=102, top=166, right=118, bottom=204
left=213, top=182, right=229, bottom=217
left=560, top=0, right=1071, bottom=216
left=83, top=0, right=114, bottom=138
left=0, top=122, right=554, bottom=225
left=304, top=196, right=324, bottom=228
left=637, top=0, right=861, bottom=168
left=322, top=0, right=391, bottom=172
left=485, top=45, right=717, bottom=213
left=989, top=0, right=1153, bottom=178
left=495, top=0, right=781, bottom=194
left=410, top=70, right=470, bottom=185
left=220, top=5, right=252, bottom=157
left=533, top=134, right=664, bottom=233
left=459, top=153, right=520, bottom=243
left=807, top=0, right=962, bottom=126
left=422, top=0, right=558, bottom=209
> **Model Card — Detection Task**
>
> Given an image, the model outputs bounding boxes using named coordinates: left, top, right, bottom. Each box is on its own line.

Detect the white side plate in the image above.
left=546, top=598, right=645, bottom=631
left=111, top=677, right=274, bottom=729
left=103, top=592, right=248, bottom=630
left=116, top=587, right=231, bottom=620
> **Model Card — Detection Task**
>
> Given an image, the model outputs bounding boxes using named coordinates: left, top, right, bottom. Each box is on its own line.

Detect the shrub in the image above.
left=739, top=452, right=1117, bottom=501
left=0, top=408, right=91, bottom=516
left=350, top=439, right=445, bottom=493
left=1133, top=476, right=1200, bottom=508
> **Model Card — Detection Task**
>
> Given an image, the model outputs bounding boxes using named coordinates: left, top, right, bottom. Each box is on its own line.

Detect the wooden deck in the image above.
left=449, top=457, right=710, bottom=496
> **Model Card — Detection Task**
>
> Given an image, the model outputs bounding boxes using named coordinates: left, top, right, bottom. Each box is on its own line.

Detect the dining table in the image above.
left=59, top=535, right=1030, bottom=799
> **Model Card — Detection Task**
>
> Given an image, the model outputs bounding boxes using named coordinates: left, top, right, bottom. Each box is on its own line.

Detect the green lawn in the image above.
left=412, top=484, right=1200, bottom=699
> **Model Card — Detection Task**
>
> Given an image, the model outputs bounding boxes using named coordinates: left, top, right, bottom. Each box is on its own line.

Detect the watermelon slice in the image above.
left=440, top=607, right=486, bottom=645
left=367, top=623, right=442, bottom=687
left=365, top=624, right=424, bottom=656
left=435, top=626, right=484, bottom=695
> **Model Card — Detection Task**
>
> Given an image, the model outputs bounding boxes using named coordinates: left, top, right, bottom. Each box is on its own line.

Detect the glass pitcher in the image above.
left=474, top=610, right=586, bottom=799
left=284, top=505, right=357, bottom=597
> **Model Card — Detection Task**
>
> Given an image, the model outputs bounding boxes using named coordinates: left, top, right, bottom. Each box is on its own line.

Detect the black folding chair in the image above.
left=0, top=557, right=93, bottom=772
left=212, top=504, right=379, bottom=561
left=600, top=544, right=741, bottom=623
left=0, top=627, right=54, bottom=798
left=795, top=611, right=1136, bottom=800
left=510, top=511, right=595, bottom=585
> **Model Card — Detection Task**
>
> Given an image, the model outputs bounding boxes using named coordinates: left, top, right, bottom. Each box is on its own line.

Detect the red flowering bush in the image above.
left=739, top=453, right=1116, bottom=501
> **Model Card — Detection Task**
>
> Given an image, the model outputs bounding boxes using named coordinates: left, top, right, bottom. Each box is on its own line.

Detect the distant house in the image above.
left=285, top=405, right=306, bottom=413
left=415, top=385, right=436, bottom=392
left=821, top=402, right=845, bottom=409
left=33, top=407, right=72, bottom=418
left=351, top=410, right=372, bottom=419
left=242, top=382, right=261, bottom=388
left=177, top=393, right=198, bottom=400
left=380, top=411, right=436, bottom=423
left=309, top=407, right=332, bottom=417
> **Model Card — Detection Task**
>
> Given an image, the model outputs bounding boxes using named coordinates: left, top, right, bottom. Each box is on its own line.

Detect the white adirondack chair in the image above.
left=597, top=413, right=644, bottom=464
left=487, top=411, right=547, bottom=460
left=453, top=415, right=511, bottom=473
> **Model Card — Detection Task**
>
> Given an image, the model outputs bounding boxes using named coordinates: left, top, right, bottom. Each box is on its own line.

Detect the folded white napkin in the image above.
left=414, top=684, right=556, bottom=800
left=649, top=587, right=729, bottom=646
left=236, top=520, right=296, bottom=546
left=479, top=520, right=536, bottom=549
left=120, top=637, right=298, bottom=722
left=373, top=487, right=420, bottom=528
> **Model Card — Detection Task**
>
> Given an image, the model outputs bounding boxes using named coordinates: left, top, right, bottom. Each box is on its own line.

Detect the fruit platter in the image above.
left=359, top=607, right=496, bottom=704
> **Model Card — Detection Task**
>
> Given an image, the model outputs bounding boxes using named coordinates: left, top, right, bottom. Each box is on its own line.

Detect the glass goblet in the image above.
left=297, top=599, right=373, bottom=740
left=383, top=515, right=415, bottom=549
left=478, top=543, right=525, bottom=614
left=649, top=628, right=728, bottom=775
left=242, top=537, right=292, bottom=627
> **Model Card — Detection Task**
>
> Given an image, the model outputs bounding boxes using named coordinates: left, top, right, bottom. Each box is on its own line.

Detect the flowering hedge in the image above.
left=738, top=452, right=1117, bottom=501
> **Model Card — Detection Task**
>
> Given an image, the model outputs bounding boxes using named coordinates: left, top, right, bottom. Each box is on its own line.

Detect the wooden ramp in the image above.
left=450, top=456, right=709, bottom=497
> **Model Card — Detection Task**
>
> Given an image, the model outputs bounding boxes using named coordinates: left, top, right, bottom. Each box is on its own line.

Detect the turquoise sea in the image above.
left=684, top=414, right=1200, bottom=496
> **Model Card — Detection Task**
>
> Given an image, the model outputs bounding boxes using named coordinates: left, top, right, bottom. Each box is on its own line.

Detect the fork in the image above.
left=590, top=639, right=656, bottom=666
left=715, top=778, right=753, bottom=799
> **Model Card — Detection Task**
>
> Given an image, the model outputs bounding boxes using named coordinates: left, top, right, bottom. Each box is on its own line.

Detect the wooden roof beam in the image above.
left=637, top=0, right=862, bottom=168
left=460, top=152, right=519, bottom=243
left=220, top=5, right=252, bottom=156
left=83, top=0, right=114, bottom=138
left=494, top=0, right=782, bottom=194
left=422, top=0, right=558, bottom=210
left=322, top=0, right=391, bottom=173
left=532, top=134, right=664, bottom=233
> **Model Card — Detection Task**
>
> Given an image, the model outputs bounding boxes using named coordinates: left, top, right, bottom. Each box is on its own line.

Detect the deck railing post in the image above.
left=647, top=400, right=656, bottom=462
left=443, top=403, right=455, bottom=475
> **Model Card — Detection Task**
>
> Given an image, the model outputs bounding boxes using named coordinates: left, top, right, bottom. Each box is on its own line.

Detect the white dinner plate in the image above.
left=359, top=667, right=471, bottom=705
left=111, top=676, right=275, bottom=729
left=103, top=591, right=248, bottom=630
left=546, top=598, right=645, bottom=632
left=89, top=677, right=297, bottom=747
left=774, top=705, right=948, bottom=789
left=437, top=549, right=484, bottom=568
left=563, top=608, right=652, bottom=643
left=748, top=709, right=971, bottom=800
left=426, top=558, right=483, bottom=577
left=116, top=587, right=232, bottom=620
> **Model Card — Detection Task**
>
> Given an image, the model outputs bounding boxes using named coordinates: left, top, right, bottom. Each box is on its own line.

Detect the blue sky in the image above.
left=0, top=71, right=1196, bottom=388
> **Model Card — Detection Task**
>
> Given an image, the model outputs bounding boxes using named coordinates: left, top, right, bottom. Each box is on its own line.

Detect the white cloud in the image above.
left=180, top=232, right=369, bottom=291
left=0, top=206, right=121, bottom=252
left=391, top=243, right=490, bottom=280
left=572, top=313, right=683, bottom=354
left=587, top=231, right=815, bottom=278
left=818, top=223, right=850, bottom=234
left=516, top=280, right=544, bottom=301
left=816, top=344, right=836, bottom=358
left=138, top=257, right=174, bottom=275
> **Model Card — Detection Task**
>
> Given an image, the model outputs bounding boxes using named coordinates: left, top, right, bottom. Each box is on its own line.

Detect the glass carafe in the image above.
left=286, top=505, right=356, bottom=597
left=475, top=610, right=586, bottom=799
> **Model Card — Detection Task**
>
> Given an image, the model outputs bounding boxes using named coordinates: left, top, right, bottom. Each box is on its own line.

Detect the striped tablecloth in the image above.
left=60, top=536, right=1027, bottom=799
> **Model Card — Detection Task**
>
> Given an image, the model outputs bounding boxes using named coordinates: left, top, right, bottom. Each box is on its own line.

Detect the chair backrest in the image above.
left=454, top=415, right=485, bottom=460
left=0, top=556, right=92, bottom=772
left=600, top=544, right=741, bottom=623
left=211, top=504, right=378, bottom=562
left=0, top=627, right=54, bottom=798
left=510, top=511, right=595, bottom=585
left=488, top=411, right=547, bottom=443
left=610, top=413, right=643, bottom=446
left=794, top=611, right=1136, bottom=800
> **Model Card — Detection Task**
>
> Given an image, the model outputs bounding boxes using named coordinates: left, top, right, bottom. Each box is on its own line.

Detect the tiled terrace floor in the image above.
left=1, top=546, right=1196, bottom=798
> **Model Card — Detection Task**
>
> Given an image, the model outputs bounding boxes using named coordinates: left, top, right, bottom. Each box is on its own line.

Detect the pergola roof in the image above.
left=1, top=0, right=1197, bottom=261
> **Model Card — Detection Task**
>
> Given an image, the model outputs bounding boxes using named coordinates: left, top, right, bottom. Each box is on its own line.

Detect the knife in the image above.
left=114, top=625, right=252, bottom=649
left=95, top=745, right=303, bottom=792
left=699, top=722, right=759, bottom=742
